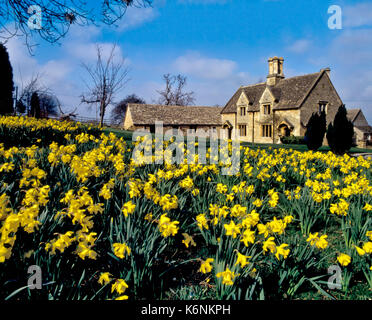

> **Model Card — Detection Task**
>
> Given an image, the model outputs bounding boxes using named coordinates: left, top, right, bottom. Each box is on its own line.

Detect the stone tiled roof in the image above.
left=128, top=103, right=223, bottom=126
left=221, top=83, right=266, bottom=114
left=347, top=109, right=361, bottom=123
left=221, top=72, right=323, bottom=114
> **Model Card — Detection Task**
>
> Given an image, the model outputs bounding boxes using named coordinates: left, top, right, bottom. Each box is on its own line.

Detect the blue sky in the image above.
left=6, top=0, right=372, bottom=123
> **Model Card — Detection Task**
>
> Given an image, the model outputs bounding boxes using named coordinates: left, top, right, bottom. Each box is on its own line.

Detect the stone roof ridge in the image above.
left=128, top=103, right=223, bottom=109
left=279, top=71, right=321, bottom=82
left=241, top=82, right=266, bottom=88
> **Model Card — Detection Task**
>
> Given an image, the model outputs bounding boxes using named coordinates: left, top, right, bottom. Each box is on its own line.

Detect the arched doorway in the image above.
left=278, top=123, right=291, bottom=137
left=223, top=121, right=233, bottom=139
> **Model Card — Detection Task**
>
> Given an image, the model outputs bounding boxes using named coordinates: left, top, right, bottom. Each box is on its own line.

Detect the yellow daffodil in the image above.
left=113, top=243, right=131, bottom=259
left=199, top=258, right=214, bottom=274
left=98, top=272, right=113, bottom=285
left=121, top=200, right=136, bottom=218
left=235, top=251, right=251, bottom=268
left=337, top=253, right=351, bottom=267
left=224, top=220, right=241, bottom=238
left=216, top=267, right=237, bottom=286
left=111, top=279, right=129, bottom=295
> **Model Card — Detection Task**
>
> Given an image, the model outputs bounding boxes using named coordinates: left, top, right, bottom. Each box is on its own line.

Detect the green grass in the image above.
left=103, top=127, right=372, bottom=154
left=102, top=127, right=134, bottom=141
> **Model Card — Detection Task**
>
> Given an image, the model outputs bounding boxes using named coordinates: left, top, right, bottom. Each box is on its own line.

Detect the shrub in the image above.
left=280, top=135, right=306, bottom=145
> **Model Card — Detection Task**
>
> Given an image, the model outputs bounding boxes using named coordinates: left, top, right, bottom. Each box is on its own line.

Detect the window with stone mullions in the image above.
left=239, top=125, right=247, bottom=136
left=262, top=124, right=272, bottom=137
left=240, top=107, right=246, bottom=116
left=263, top=104, right=271, bottom=115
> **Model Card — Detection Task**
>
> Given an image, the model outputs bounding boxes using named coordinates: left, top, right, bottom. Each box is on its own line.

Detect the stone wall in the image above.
left=354, top=127, right=368, bottom=148
left=353, top=112, right=369, bottom=127
left=127, top=124, right=223, bottom=139
left=123, top=108, right=134, bottom=130
left=300, top=72, right=343, bottom=136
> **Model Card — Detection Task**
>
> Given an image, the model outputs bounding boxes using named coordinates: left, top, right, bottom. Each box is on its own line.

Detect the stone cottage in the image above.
left=220, top=57, right=343, bottom=143
left=123, top=103, right=223, bottom=136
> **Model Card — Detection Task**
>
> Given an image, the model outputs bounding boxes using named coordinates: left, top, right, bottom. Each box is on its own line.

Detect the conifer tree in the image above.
left=30, top=92, right=41, bottom=118
left=0, top=43, right=14, bottom=115
left=305, top=111, right=327, bottom=151
left=326, top=105, right=354, bottom=155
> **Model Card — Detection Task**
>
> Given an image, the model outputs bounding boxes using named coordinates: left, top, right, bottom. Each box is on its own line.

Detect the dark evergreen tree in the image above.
left=304, top=111, right=327, bottom=151
left=16, top=100, right=26, bottom=114
left=30, top=92, right=41, bottom=118
left=111, top=94, right=146, bottom=125
left=326, top=104, right=354, bottom=155
left=0, top=43, right=14, bottom=115
left=39, top=93, right=59, bottom=118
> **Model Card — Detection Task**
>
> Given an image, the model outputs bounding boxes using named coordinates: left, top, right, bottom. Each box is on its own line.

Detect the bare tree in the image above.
left=157, top=74, right=195, bottom=106
left=81, top=44, right=129, bottom=127
left=0, top=1, right=153, bottom=51
left=16, top=73, right=51, bottom=115
left=57, top=102, right=77, bottom=121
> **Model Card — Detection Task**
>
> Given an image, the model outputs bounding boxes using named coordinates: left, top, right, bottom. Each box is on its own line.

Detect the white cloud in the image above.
left=40, top=60, right=72, bottom=86
left=170, top=51, right=252, bottom=106
left=287, top=39, right=312, bottom=54
left=68, top=41, right=127, bottom=64
left=344, top=3, right=372, bottom=28
left=174, top=52, right=238, bottom=80
left=321, top=29, right=372, bottom=123
left=116, top=6, right=158, bottom=31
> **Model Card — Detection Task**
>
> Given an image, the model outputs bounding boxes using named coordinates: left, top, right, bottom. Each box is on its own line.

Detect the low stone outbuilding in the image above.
left=347, top=108, right=372, bottom=148
left=123, top=103, right=223, bottom=137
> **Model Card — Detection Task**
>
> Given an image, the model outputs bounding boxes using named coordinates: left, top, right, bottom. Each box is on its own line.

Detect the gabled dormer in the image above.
left=259, top=87, right=275, bottom=118
left=237, top=91, right=249, bottom=117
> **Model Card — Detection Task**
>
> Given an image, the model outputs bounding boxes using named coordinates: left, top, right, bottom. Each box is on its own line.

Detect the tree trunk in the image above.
left=99, top=103, right=105, bottom=128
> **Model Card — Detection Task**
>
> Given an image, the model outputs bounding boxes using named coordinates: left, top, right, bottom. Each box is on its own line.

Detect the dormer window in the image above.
left=240, top=107, right=246, bottom=116
left=319, top=101, right=328, bottom=113
left=263, top=104, right=271, bottom=115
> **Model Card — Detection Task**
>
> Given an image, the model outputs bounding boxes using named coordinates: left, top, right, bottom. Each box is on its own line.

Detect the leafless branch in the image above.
left=80, top=43, right=130, bottom=127
left=0, top=1, right=153, bottom=52
left=157, top=74, right=195, bottom=106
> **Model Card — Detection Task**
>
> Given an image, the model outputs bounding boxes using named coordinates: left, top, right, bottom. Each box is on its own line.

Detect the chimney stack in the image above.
left=267, top=57, right=285, bottom=86
left=321, top=67, right=331, bottom=78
